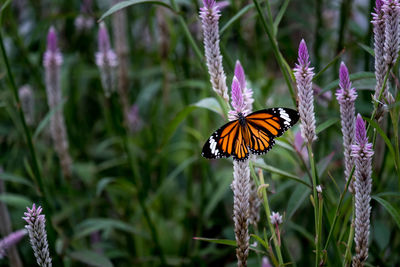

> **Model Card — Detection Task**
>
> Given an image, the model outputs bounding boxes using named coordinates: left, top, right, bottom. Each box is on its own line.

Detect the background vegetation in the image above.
left=0, top=0, right=399, bottom=266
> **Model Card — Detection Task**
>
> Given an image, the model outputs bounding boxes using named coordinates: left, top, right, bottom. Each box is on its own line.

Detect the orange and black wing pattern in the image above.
left=245, top=108, right=299, bottom=156
left=202, top=120, right=243, bottom=160
left=202, top=107, right=299, bottom=161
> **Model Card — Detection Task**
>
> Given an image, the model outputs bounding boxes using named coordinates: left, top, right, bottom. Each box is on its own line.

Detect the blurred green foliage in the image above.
left=0, top=0, right=399, bottom=266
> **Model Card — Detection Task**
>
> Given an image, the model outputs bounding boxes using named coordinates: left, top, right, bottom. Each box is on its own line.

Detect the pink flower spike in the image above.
left=297, top=39, right=310, bottom=67
left=98, top=22, right=111, bottom=53
left=203, top=0, right=216, bottom=9
left=234, top=60, right=246, bottom=91
left=376, top=0, right=384, bottom=11
left=231, top=77, right=244, bottom=113
left=354, top=114, right=368, bottom=146
left=46, top=27, right=57, bottom=53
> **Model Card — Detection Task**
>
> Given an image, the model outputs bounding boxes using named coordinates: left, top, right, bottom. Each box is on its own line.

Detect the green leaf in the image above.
left=96, top=177, right=116, bottom=196
left=0, top=0, right=11, bottom=24
left=250, top=234, right=269, bottom=251
left=375, top=192, right=400, bottom=198
left=372, top=196, right=400, bottom=230
left=0, top=172, right=34, bottom=187
left=313, top=49, right=345, bottom=81
left=160, top=106, right=196, bottom=148
left=322, top=72, right=375, bottom=93
left=363, top=117, right=397, bottom=170
left=204, top=170, right=232, bottom=218
left=192, top=97, right=223, bottom=117
left=357, top=43, right=375, bottom=57
left=220, top=4, right=254, bottom=35
left=74, top=218, right=149, bottom=240
left=33, top=99, right=66, bottom=140
left=253, top=160, right=310, bottom=187
left=287, top=184, right=310, bottom=219
left=316, top=118, right=339, bottom=134
left=69, top=250, right=113, bottom=267
left=193, top=237, right=236, bottom=247
left=0, top=193, right=32, bottom=208
left=99, top=0, right=175, bottom=21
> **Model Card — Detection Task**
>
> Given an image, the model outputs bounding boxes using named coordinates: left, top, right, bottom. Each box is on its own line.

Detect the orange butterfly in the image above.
left=202, top=108, right=299, bottom=161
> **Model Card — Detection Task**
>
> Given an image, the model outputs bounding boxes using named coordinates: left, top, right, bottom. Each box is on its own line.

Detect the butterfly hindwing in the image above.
left=245, top=108, right=299, bottom=155
left=202, top=120, right=239, bottom=159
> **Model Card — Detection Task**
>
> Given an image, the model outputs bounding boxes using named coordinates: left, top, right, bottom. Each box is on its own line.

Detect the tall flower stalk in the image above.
left=43, top=27, right=72, bottom=178
left=294, top=39, right=320, bottom=266
left=23, top=204, right=52, bottom=267
left=95, top=22, right=118, bottom=97
left=351, top=115, right=374, bottom=267
left=112, top=0, right=131, bottom=127
left=230, top=70, right=252, bottom=267
left=336, top=62, right=357, bottom=192
left=294, top=39, right=316, bottom=144
left=199, top=0, right=229, bottom=105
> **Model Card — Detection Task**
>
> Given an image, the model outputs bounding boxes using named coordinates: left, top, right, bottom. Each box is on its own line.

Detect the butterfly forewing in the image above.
left=201, top=120, right=239, bottom=159
left=202, top=107, right=299, bottom=161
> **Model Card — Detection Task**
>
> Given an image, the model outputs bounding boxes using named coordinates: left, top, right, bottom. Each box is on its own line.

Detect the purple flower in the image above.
left=228, top=61, right=254, bottom=121
left=96, top=22, right=118, bottom=97
left=270, top=211, right=283, bottom=225
left=383, top=0, right=400, bottom=66
left=336, top=62, right=357, bottom=192
left=232, top=160, right=250, bottom=266
left=74, top=0, right=94, bottom=32
left=351, top=115, right=374, bottom=266
left=43, top=27, right=72, bottom=178
left=43, top=27, right=62, bottom=68
left=0, top=229, right=27, bottom=259
left=23, top=204, right=52, bottom=267
left=294, top=39, right=316, bottom=144
left=262, top=256, right=273, bottom=267
left=200, top=0, right=229, bottom=103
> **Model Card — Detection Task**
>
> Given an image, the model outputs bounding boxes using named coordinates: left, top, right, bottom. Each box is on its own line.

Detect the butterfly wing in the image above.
left=245, top=108, right=299, bottom=155
left=202, top=120, right=240, bottom=159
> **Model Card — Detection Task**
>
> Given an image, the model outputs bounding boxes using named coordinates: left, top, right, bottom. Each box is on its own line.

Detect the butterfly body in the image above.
left=202, top=108, right=299, bottom=161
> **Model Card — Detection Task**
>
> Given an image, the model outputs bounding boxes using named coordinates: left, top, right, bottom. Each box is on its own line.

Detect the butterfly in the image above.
left=202, top=108, right=299, bottom=161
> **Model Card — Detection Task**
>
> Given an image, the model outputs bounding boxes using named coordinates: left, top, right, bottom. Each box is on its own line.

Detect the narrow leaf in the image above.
left=69, top=250, right=113, bottom=267
left=33, top=99, right=66, bottom=140
left=316, top=118, right=339, bottom=134
left=99, top=0, right=174, bottom=21
left=372, top=196, right=400, bottom=230
left=220, top=4, right=254, bottom=35
left=193, top=237, right=236, bottom=246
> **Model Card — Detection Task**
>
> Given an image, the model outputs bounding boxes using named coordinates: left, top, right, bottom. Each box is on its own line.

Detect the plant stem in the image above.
left=258, top=170, right=284, bottom=266
left=252, top=0, right=296, bottom=106
left=343, top=198, right=355, bottom=266
left=323, top=167, right=354, bottom=251
left=307, top=144, right=320, bottom=267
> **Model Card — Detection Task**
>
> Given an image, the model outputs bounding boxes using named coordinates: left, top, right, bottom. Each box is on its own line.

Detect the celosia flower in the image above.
left=336, top=62, right=357, bottom=192
left=228, top=61, right=254, bottom=121
left=95, top=22, right=118, bottom=97
left=0, top=229, right=27, bottom=259
left=270, top=211, right=283, bottom=225
left=351, top=114, right=374, bottom=267
left=18, top=85, right=35, bottom=126
left=23, top=204, right=52, bottom=267
left=294, top=39, right=316, bottom=144
left=74, top=0, right=94, bottom=32
left=43, top=27, right=72, bottom=178
left=232, top=160, right=250, bottom=267
left=200, top=0, right=229, bottom=103
left=383, top=0, right=400, bottom=66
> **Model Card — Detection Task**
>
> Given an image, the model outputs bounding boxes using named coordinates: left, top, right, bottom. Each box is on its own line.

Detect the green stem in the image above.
left=258, top=171, right=284, bottom=266
left=307, top=144, right=320, bottom=267
left=170, top=0, right=204, bottom=66
left=323, top=167, right=354, bottom=251
left=252, top=0, right=296, bottom=106
left=0, top=25, right=61, bottom=265
left=317, top=193, right=323, bottom=265
left=343, top=198, right=355, bottom=266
